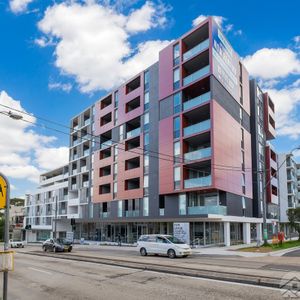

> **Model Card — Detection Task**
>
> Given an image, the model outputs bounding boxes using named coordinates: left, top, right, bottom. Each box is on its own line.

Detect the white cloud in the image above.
left=34, top=147, right=69, bottom=170
left=192, top=15, right=225, bottom=28
left=294, top=36, right=300, bottom=43
left=34, top=37, right=55, bottom=48
left=37, top=1, right=170, bottom=93
left=0, top=91, right=69, bottom=184
left=243, top=48, right=300, bottom=79
left=48, top=82, right=72, bottom=93
left=9, top=0, right=34, bottom=14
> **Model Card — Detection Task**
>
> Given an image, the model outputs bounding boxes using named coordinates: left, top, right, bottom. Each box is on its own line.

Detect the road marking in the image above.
left=28, top=267, right=52, bottom=275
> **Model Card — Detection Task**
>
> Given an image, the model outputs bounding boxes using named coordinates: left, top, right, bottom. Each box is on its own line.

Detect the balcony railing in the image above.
left=100, top=140, right=112, bottom=149
left=184, top=175, right=211, bottom=188
left=183, top=92, right=211, bottom=111
left=83, top=149, right=90, bottom=156
left=71, top=184, right=77, bottom=190
left=82, top=181, right=89, bottom=188
left=81, top=166, right=87, bottom=173
left=84, top=119, right=91, bottom=126
left=184, top=119, right=210, bottom=137
left=188, top=205, right=227, bottom=215
left=159, top=208, right=165, bottom=216
left=184, top=147, right=211, bottom=162
left=125, top=210, right=140, bottom=217
left=183, top=65, right=210, bottom=86
left=183, top=39, right=209, bottom=61
left=126, top=127, right=141, bottom=139
left=100, top=212, right=110, bottom=219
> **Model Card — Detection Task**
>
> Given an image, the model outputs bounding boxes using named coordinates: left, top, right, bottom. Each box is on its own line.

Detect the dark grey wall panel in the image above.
left=159, top=96, right=173, bottom=120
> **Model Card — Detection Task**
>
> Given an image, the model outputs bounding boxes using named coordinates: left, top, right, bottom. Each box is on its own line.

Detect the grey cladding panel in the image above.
left=159, top=96, right=173, bottom=120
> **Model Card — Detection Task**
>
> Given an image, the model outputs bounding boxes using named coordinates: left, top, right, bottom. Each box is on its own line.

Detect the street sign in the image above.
left=0, top=175, right=7, bottom=209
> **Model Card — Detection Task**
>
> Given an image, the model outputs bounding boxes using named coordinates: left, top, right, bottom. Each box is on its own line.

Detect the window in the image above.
left=144, top=112, right=149, bottom=131
left=144, top=70, right=149, bottom=91
left=144, top=133, right=149, bottom=151
left=119, top=124, right=124, bottom=140
left=114, top=163, right=118, bottom=180
left=174, top=141, right=180, bottom=164
left=179, top=194, right=186, bottom=215
left=239, top=107, right=243, bottom=123
left=241, top=128, right=244, bottom=149
left=144, top=154, right=149, bottom=173
left=114, top=109, right=118, bottom=125
left=173, top=68, right=180, bottom=90
left=144, top=175, right=149, bottom=195
left=144, top=91, right=150, bottom=110
left=113, top=182, right=118, bottom=198
left=118, top=200, right=122, bottom=217
left=241, top=150, right=245, bottom=171
left=173, top=43, right=180, bottom=66
left=114, top=145, right=118, bottom=161
left=114, top=90, right=119, bottom=108
left=173, top=117, right=180, bottom=139
left=174, top=166, right=181, bottom=190
left=173, top=92, right=181, bottom=114
left=241, top=173, right=246, bottom=194
left=240, top=84, right=243, bottom=105
left=143, top=197, right=149, bottom=216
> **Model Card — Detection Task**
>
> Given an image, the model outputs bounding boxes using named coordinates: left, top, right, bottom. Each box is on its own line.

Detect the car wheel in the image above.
left=53, top=246, right=57, bottom=253
left=167, top=249, right=176, bottom=259
left=140, top=248, right=147, bottom=256
left=42, top=246, right=47, bottom=252
left=22, top=245, right=24, bottom=248
left=68, top=248, right=72, bottom=252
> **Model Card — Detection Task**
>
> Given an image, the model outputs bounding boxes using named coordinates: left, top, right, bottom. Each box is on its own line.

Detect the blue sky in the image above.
left=0, top=0, right=300, bottom=197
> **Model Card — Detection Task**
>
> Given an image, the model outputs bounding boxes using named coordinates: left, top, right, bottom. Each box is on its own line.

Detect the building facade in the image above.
left=278, top=153, right=300, bottom=235
left=25, top=16, right=282, bottom=246
left=24, top=165, right=71, bottom=242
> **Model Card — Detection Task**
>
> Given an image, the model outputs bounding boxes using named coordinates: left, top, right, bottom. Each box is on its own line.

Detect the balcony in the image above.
left=126, top=127, right=141, bottom=139
left=184, top=147, right=211, bottom=162
left=68, top=198, right=79, bottom=206
left=188, top=205, right=227, bottom=215
left=183, top=39, right=209, bottom=61
left=184, top=175, right=211, bottom=188
left=183, top=65, right=210, bottom=86
left=100, top=212, right=110, bottom=219
left=84, top=118, right=91, bottom=126
left=81, top=166, right=87, bottom=173
left=184, top=119, right=210, bottom=137
left=83, top=181, right=89, bottom=188
left=100, top=140, right=112, bottom=149
left=183, top=91, right=211, bottom=111
left=125, top=210, right=140, bottom=217
left=71, top=184, right=77, bottom=190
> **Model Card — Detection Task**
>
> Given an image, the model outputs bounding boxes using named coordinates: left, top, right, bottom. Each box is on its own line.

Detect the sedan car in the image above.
left=137, top=234, right=192, bottom=258
left=42, top=238, right=72, bottom=253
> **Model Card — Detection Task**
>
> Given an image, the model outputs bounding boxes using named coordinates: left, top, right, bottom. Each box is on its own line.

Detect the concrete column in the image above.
left=224, top=222, right=230, bottom=247
left=256, top=223, right=262, bottom=243
left=243, top=222, right=251, bottom=244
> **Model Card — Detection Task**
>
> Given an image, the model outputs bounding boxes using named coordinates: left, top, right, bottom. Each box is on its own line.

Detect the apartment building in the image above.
left=278, top=154, right=300, bottom=235
left=74, top=16, right=267, bottom=246
left=24, top=165, right=71, bottom=242
left=249, top=80, right=279, bottom=237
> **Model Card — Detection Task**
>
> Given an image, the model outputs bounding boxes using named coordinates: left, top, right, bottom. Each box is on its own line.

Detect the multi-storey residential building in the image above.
left=249, top=80, right=279, bottom=237
left=9, top=204, right=25, bottom=240
left=24, top=165, right=71, bottom=242
left=297, top=163, right=300, bottom=206
left=278, top=153, right=299, bottom=235
left=75, top=16, right=266, bottom=246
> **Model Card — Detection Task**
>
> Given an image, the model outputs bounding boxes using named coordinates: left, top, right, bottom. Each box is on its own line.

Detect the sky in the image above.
left=0, top=0, right=300, bottom=197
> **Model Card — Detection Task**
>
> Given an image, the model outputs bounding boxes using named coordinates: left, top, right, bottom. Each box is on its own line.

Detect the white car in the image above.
left=9, top=239, right=25, bottom=248
left=137, top=234, right=192, bottom=258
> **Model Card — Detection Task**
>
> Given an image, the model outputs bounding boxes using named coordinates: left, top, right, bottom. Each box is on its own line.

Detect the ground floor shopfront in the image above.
left=69, top=217, right=263, bottom=247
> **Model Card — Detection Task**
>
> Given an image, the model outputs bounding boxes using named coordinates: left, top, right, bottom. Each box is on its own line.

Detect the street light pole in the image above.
left=262, top=146, right=300, bottom=245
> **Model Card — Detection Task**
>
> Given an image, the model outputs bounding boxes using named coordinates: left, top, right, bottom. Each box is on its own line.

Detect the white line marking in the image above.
left=28, top=267, right=52, bottom=275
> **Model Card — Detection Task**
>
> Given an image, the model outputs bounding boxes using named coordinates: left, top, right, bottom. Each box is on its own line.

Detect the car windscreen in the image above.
left=166, top=236, right=185, bottom=244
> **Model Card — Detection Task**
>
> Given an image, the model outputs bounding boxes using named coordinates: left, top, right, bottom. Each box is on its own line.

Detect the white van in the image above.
left=137, top=234, right=192, bottom=258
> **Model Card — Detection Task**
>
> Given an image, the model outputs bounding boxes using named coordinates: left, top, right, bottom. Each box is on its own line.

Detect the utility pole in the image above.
left=0, top=172, right=10, bottom=300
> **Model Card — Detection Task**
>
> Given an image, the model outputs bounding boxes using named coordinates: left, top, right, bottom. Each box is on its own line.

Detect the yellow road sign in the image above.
left=0, top=175, right=7, bottom=209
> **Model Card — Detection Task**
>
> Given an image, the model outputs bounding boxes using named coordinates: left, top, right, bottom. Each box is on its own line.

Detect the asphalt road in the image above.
left=283, top=248, right=300, bottom=257
left=0, top=252, right=285, bottom=300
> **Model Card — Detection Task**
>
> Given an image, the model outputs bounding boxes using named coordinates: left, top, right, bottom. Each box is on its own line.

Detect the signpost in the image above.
left=0, top=173, right=11, bottom=300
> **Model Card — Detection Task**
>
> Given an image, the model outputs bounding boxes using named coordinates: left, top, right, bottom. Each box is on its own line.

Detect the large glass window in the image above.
left=173, top=117, right=180, bottom=139
left=144, top=112, right=149, bottom=131
left=143, top=197, right=149, bottom=216
left=144, top=175, right=149, bottom=196
left=173, top=92, right=181, bottom=114
left=144, top=91, right=150, bottom=110
left=173, top=43, right=180, bottom=66
left=173, top=68, right=180, bottom=90
left=118, top=200, right=122, bottom=217
left=119, top=124, right=124, bottom=140
left=144, top=70, right=149, bottom=91
left=174, top=166, right=181, bottom=190
left=174, top=141, right=180, bottom=164
left=179, top=194, right=186, bottom=215
left=144, top=154, right=149, bottom=173
left=144, top=133, right=149, bottom=151
left=114, top=90, right=119, bottom=108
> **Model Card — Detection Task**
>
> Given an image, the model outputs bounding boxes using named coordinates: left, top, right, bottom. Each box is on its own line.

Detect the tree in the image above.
left=287, top=208, right=300, bottom=241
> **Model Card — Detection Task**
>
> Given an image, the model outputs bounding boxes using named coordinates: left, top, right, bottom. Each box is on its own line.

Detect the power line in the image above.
left=0, top=103, right=267, bottom=175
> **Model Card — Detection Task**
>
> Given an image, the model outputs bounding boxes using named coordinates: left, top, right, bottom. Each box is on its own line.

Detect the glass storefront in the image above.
left=190, top=222, right=224, bottom=246
left=230, top=223, right=243, bottom=245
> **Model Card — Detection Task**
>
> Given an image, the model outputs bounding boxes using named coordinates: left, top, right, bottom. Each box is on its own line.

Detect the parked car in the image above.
left=137, top=234, right=192, bottom=258
left=9, top=239, right=25, bottom=248
left=42, top=238, right=72, bottom=253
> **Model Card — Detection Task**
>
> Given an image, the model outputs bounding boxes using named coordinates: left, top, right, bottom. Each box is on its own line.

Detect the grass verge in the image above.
left=237, top=240, right=300, bottom=253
